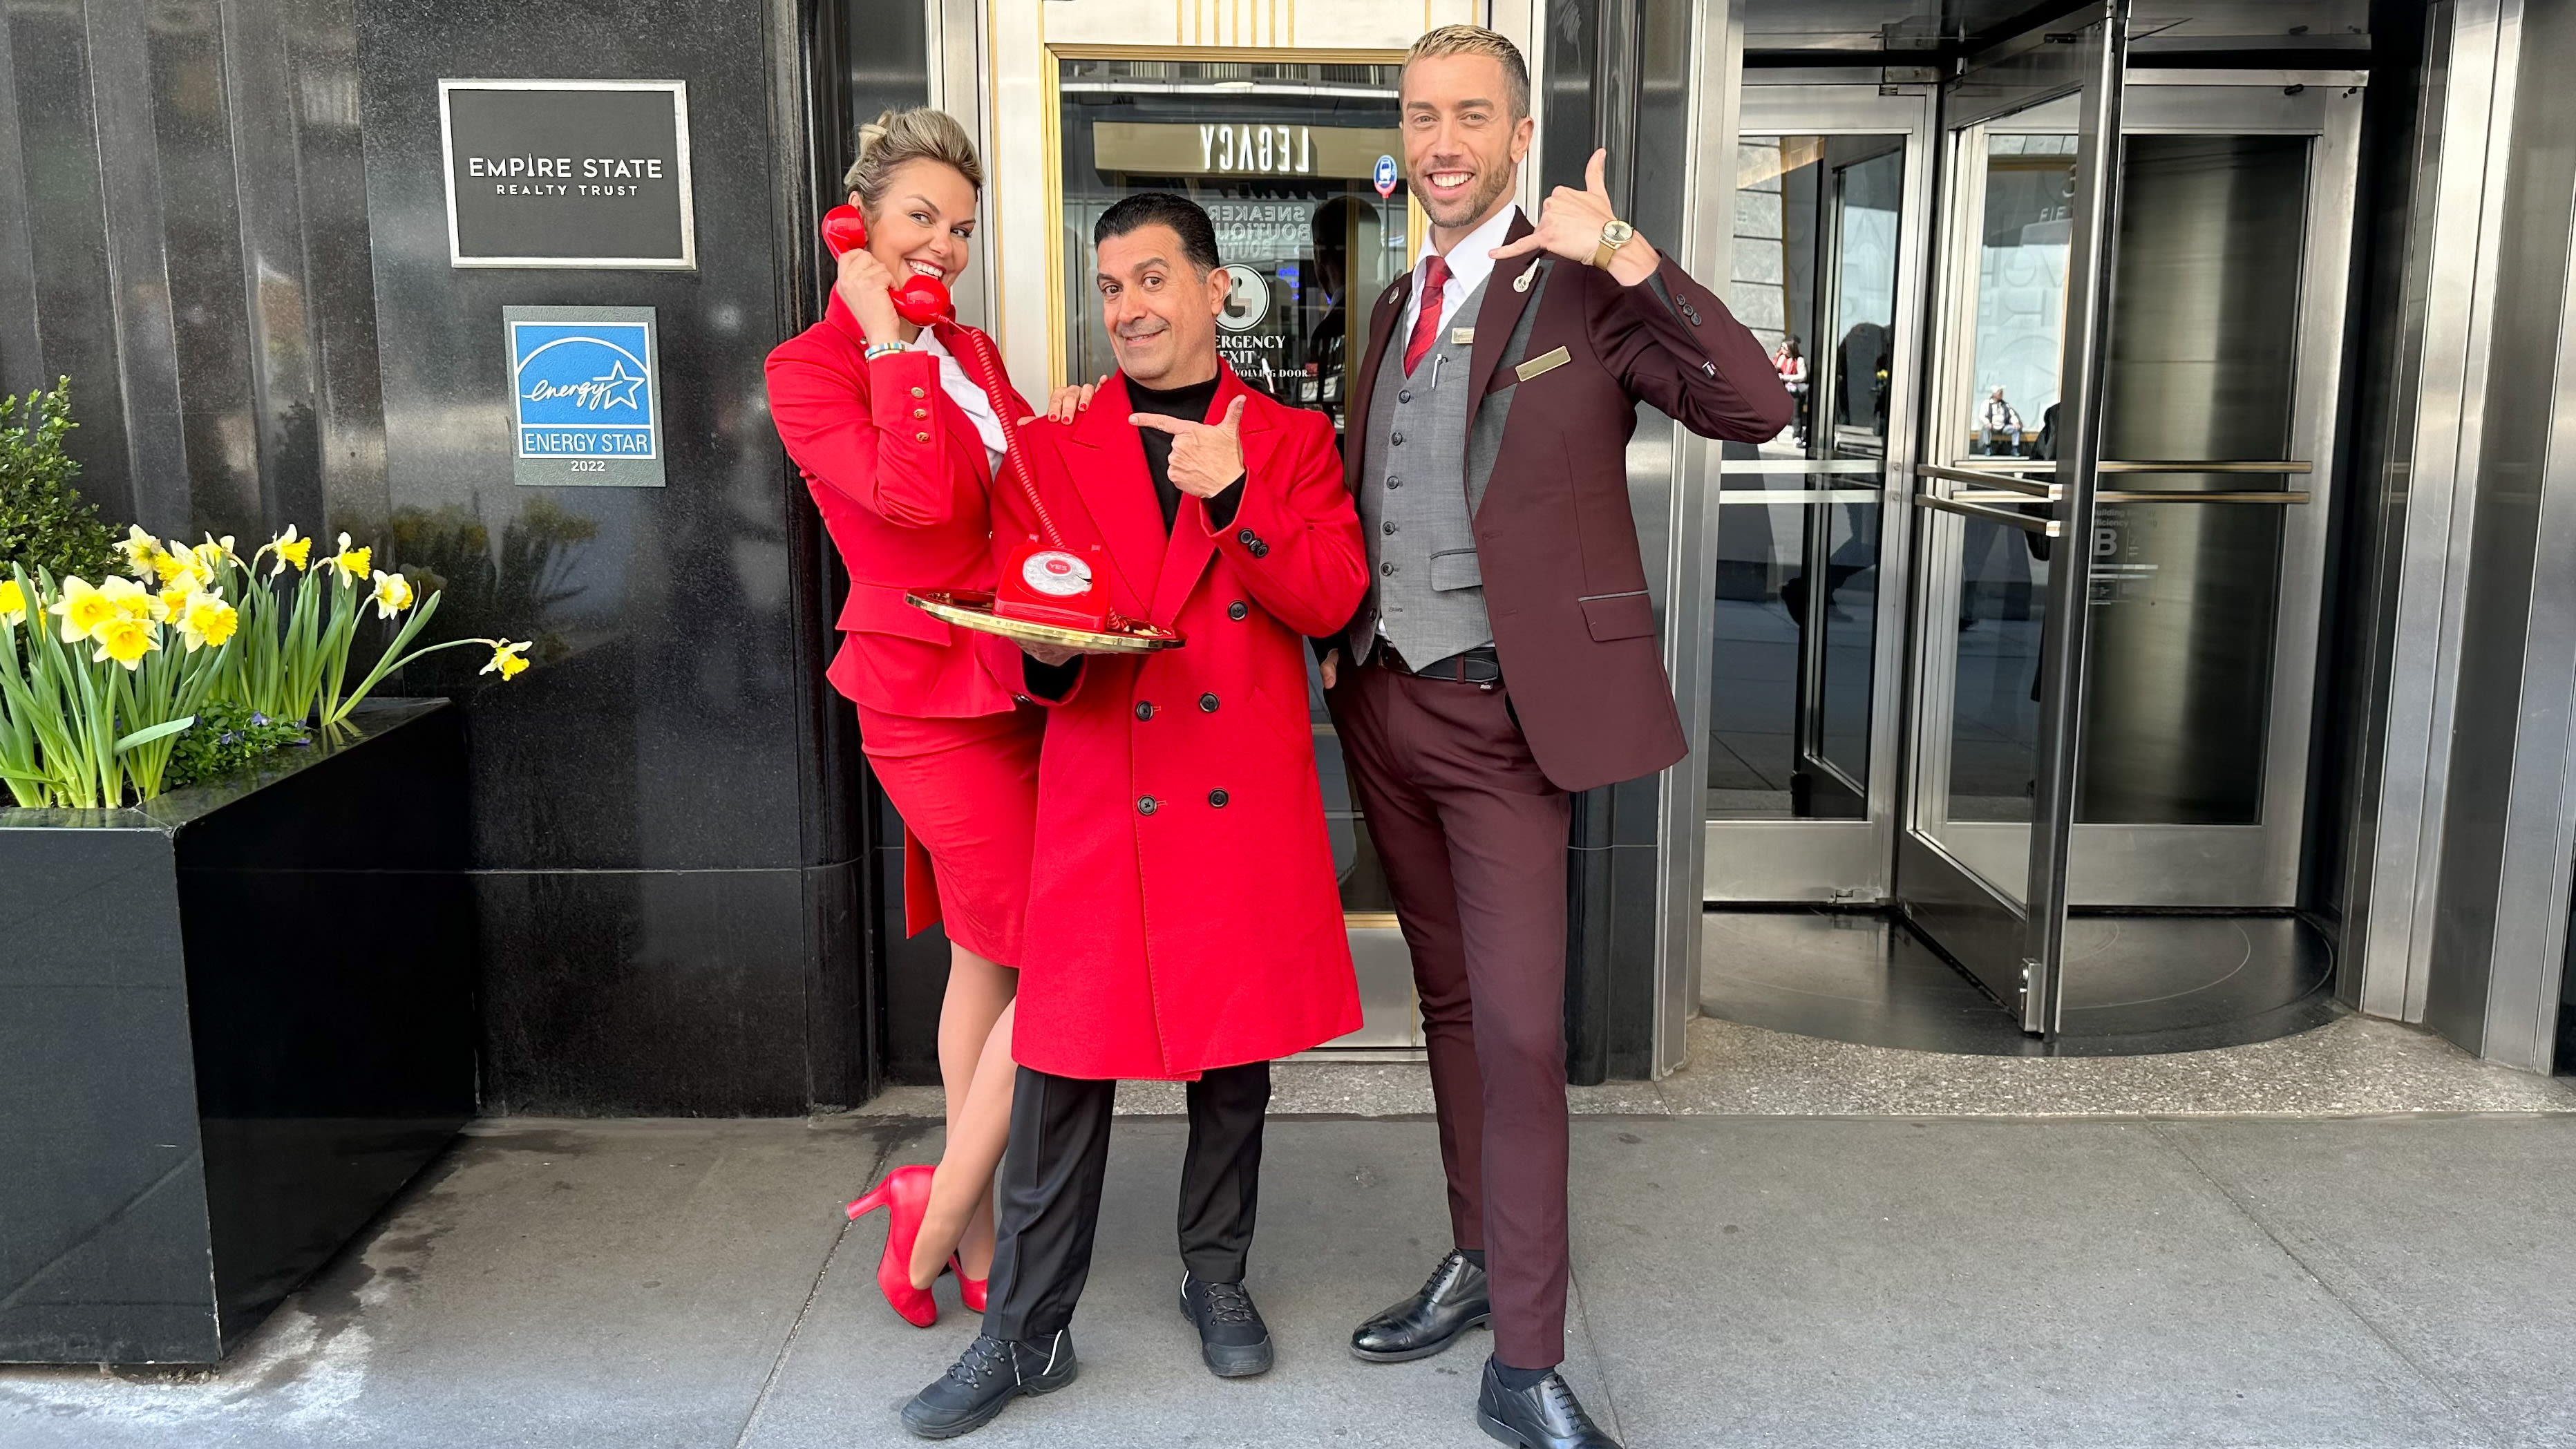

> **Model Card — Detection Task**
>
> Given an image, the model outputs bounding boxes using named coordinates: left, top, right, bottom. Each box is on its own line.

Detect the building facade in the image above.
left=3, top=0, right=2570, bottom=1113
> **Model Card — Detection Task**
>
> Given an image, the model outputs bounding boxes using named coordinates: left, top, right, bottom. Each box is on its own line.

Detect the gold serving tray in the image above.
left=905, top=589, right=1184, bottom=653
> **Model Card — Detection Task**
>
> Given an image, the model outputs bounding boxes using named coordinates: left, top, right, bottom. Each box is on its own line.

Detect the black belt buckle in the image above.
left=1388, top=644, right=1500, bottom=686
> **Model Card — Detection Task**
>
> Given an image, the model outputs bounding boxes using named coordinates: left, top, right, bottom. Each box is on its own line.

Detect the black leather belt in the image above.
left=1377, top=643, right=1501, bottom=685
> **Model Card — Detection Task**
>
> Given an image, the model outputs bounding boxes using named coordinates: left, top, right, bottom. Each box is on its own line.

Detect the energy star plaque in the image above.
left=506, top=305, right=665, bottom=486
left=440, top=79, right=695, bottom=269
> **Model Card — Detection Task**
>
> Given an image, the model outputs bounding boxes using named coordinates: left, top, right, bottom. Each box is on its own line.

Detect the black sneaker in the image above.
left=1178, top=1273, right=1273, bottom=1377
left=900, top=1330, right=1077, bottom=1439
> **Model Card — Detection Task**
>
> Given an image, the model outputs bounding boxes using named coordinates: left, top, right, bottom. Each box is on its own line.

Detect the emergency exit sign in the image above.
left=438, top=79, right=697, bottom=269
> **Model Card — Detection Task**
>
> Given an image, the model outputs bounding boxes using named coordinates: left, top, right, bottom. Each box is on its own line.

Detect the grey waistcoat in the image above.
left=1352, top=275, right=1493, bottom=665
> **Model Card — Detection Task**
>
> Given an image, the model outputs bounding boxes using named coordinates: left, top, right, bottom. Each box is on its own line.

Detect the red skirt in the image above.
left=857, top=704, right=1043, bottom=967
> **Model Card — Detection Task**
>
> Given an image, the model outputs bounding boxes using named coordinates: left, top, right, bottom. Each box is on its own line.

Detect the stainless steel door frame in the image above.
left=1897, top=0, right=2129, bottom=1027
left=1703, top=81, right=1935, bottom=903
left=1905, top=77, right=2362, bottom=909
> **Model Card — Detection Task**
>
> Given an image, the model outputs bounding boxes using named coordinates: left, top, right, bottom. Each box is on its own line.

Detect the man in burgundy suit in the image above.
left=1320, top=25, right=1791, bottom=1449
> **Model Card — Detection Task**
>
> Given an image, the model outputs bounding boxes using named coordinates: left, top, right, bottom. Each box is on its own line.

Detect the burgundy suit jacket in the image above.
left=1340, top=211, right=1792, bottom=793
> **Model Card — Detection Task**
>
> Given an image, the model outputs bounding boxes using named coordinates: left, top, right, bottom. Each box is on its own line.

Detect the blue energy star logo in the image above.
left=511, top=321, right=656, bottom=457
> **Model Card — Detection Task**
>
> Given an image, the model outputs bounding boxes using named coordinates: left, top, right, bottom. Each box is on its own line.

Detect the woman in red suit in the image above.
left=765, top=108, right=1082, bottom=1327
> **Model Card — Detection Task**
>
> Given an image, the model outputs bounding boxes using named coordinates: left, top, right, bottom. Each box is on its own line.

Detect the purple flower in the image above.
left=249, top=712, right=269, bottom=726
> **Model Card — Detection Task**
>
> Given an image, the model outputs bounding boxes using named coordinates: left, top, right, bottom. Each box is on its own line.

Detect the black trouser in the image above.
left=981, top=1060, right=1271, bottom=1343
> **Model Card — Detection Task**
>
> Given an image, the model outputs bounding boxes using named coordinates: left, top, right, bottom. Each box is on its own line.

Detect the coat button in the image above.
left=1207, top=788, right=1229, bottom=808
left=915, top=431, right=930, bottom=442
left=1391, top=430, right=1404, bottom=446
left=1237, top=528, right=1257, bottom=546
left=1135, top=701, right=1154, bottom=721
left=1199, top=692, right=1218, bottom=712
left=911, top=386, right=927, bottom=399
left=1383, top=521, right=1396, bottom=534
left=1381, top=562, right=1396, bottom=576
left=1249, top=542, right=1269, bottom=558
left=1137, top=796, right=1158, bottom=815
left=1227, top=600, right=1247, bottom=621
left=1398, top=389, right=1412, bottom=404
left=913, top=407, right=929, bottom=419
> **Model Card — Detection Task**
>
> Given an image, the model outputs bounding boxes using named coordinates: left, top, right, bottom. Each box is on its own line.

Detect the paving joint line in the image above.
left=728, top=1122, right=922, bottom=1449
left=2144, top=1121, right=2514, bottom=1449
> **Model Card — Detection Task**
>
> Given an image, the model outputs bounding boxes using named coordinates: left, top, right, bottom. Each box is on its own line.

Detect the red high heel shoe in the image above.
left=952, top=1253, right=988, bottom=1314
left=845, top=1165, right=937, bottom=1327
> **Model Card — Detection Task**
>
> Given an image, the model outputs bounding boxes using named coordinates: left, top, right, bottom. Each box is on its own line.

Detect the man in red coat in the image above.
left=902, top=193, right=1367, bottom=1439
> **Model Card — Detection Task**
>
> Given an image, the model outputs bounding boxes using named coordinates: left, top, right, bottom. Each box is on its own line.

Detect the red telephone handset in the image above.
left=821, top=203, right=954, bottom=327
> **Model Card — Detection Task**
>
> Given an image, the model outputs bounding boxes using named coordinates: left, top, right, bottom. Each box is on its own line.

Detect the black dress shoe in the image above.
left=1179, top=1273, right=1274, bottom=1377
left=1351, top=1250, right=1491, bottom=1363
left=900, top=1330, right=1077, bottom=1439
left=1476, top=1360, right=1623, bottom=1449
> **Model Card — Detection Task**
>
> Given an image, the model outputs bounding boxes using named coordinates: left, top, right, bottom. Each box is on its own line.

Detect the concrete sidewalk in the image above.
left=6, top=1086, right=2575, bottom=1448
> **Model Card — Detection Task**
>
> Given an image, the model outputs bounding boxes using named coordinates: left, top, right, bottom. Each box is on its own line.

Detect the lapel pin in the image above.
left=1513, top=266, right=1534, bottom=294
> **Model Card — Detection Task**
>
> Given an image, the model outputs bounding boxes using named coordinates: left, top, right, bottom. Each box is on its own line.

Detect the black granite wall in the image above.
left=350, top=0, right=865, bottom=1114
left=0, top=0, right=879, bottom=1115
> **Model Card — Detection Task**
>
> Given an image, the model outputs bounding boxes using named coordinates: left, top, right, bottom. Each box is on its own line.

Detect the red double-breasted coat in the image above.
left=989, top=368, right=1368, bottom=1080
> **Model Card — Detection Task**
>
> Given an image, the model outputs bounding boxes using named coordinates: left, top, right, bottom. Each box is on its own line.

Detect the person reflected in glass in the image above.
left=764, top=108, right=1092, bottom=1331
left=1980, top=385, right=2023, bottom=456
left=1772, top=334, right=1810, bottom=447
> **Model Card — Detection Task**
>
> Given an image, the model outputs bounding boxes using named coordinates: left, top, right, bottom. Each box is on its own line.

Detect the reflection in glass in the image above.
left=2079, top=133, right=2309, bottom=826
left=1710, top=135, right=1900, bottom=821
left=1056, top=57, right=1406, bottom=911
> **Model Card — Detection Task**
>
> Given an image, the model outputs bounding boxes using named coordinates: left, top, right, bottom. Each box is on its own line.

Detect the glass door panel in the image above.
left=1706, top=86, right=1930, bottom=903
left=1897, top=2, right=2126, bottom=1025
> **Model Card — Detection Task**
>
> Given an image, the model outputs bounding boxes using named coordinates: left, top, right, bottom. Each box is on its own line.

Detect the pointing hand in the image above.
left=1128, top=395, right=1248, bottom=498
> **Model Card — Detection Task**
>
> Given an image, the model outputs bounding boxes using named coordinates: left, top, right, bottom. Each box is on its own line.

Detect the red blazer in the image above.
left=766, top=294, right=1036, bottom=718
left=986, top=368, right=1367, bottom=1080
left=1342, top=214, right=1793, bottom=792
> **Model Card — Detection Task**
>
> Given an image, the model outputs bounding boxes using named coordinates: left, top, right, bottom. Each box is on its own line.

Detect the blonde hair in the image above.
left=1403, top=25, right=1531, bottom=120
left=842, top=107, right=983, bottom=216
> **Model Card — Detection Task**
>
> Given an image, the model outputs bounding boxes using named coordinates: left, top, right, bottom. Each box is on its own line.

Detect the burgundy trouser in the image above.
left=1326, top=659, right=1572, bottom=1369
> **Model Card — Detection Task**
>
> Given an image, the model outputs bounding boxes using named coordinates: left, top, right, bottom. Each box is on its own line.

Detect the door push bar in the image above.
left=1911, top=459, right=2314, bottom=533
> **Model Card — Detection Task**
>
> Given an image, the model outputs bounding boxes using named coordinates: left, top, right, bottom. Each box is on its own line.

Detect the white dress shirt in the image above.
left=1401, top=203, right=1524, bottom=338
left=913, top=328, right=1007, bottom=471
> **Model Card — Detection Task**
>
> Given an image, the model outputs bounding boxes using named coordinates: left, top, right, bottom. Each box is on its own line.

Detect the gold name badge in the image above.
left=1514, top=346, right=1571, bottom=383
left=1451, top=328, right=1475, bottom=345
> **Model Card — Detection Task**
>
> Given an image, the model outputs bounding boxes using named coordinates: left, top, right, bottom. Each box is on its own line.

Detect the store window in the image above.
left=1056, top=55, right=1413, bottom=918
left=1057, top=57, right=1412, bottom=439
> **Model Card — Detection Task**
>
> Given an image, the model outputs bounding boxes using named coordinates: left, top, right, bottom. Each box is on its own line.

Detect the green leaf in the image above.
left=114, top=715, right=196, bottom=753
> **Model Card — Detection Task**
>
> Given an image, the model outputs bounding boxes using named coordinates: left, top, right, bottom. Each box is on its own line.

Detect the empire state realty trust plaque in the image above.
left=440, top=79, right=695, bottom=268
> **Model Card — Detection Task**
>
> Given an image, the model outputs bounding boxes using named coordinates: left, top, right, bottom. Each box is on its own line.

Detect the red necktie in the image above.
left=1401, top=254, right=1452, bottom=377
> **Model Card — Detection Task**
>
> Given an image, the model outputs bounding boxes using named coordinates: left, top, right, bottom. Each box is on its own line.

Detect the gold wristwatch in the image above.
left=1591, top=218, right=1636, bottom=269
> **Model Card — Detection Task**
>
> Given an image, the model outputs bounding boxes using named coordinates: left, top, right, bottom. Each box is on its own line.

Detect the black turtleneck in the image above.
left=1126, top=374, right=1242, bottom=532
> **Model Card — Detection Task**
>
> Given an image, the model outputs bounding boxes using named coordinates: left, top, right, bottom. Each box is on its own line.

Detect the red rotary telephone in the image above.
left=822, top=204, right=1120, bottom=635
left=821, top=203, right=954, bottom=326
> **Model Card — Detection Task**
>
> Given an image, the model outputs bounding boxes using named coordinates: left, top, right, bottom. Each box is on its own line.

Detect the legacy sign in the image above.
left=440, top=79, right=697, bottom=269
left=1091, top=122, right=1404, bottom=182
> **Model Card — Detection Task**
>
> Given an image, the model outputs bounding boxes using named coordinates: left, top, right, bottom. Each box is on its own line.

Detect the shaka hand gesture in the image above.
left=1489, top=149, right=1660, bottom=286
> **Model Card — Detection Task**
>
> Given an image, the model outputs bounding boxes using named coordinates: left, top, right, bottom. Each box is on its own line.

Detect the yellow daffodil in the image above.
left=326, top=532, right=372, bottom=585
left=158, top=585, right=193, bottom=619
left=50, top=577, right=117, bottom=643
left=0, top=579, right=25, bottom=627
left=480, top=638, right=531, bottom=680
left=367, top=569, right=415, bottom=620
left=117, top=524, right=166, bottom=580
left=150, top=545, right=200, bottom=588
left=172, top=590, right=238, bottom=653
left=89, top=614, right=157, bottom=670
left=97, top=575, right=167, bottom=625
left=192, top=535, right=238, bottom=569
left=259, top=524, right=312, bottom=578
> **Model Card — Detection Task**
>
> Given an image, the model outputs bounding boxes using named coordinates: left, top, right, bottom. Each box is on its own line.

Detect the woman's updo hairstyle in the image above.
left=842, top=107, right=983, bottom=218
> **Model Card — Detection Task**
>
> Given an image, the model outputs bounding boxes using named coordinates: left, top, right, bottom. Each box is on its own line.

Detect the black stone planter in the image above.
left=0, top=699, right=475, bottom=1365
